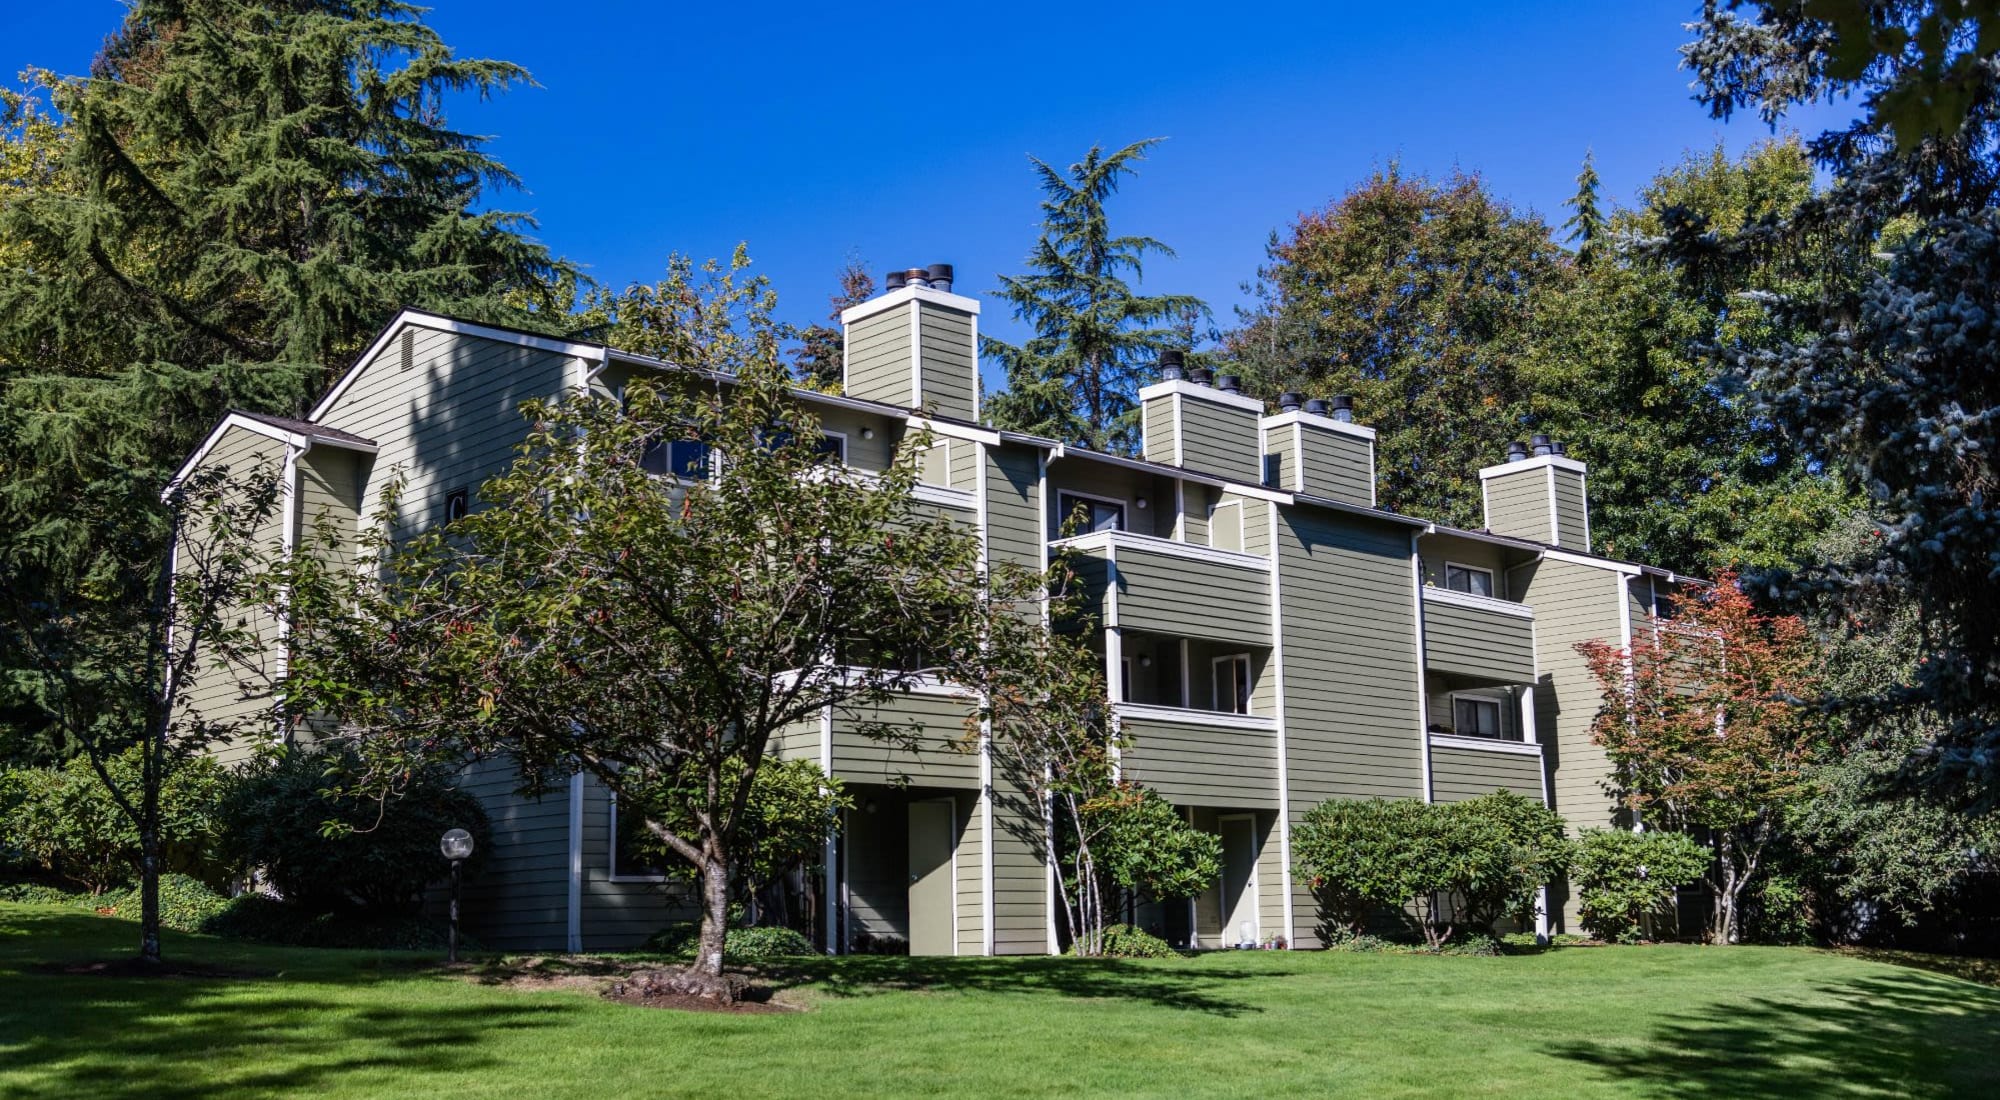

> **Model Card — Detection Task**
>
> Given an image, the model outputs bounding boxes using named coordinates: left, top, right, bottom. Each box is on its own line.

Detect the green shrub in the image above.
left=0, top=750, right=233, bottom=893
left=1743, top=872, right=1816, bottom=945
left=200, top=893, right=475, bottom=950
left=0, top=882, right=91, bottom=906
left=643, top=921, right=814, bottom=960
left=219, top=747, right=489, bottom=914
left=1090, top=924, right=1179, bottom=959
left=1293, top=798, right=1434, bottom=938
left=96, top=874, right=231, bottom=933
left=1572, top=828, right=1710, bottom=942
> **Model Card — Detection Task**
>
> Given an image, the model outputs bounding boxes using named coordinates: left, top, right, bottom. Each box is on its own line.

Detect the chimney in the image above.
left=1278, top=391, right=1304, bottom=413
left=839, top=262, right=980, bottom=420
left=1140, top=362, right=1264, bottom=482
left=1480, top=440, right=1591, bottom=550
left=1160, top=350, right=1187, bottom=382
left=1260, top=393, right=1377, bottom=506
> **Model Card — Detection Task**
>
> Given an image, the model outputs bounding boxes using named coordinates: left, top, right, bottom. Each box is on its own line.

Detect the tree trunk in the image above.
left=689, top=856, right=732, bottom=995
left=1713, top=832, right=1740, bottom=946
left=138, top=827, right=162, bottom=966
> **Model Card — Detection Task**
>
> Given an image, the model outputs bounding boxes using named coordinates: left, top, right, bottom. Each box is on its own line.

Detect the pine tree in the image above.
left=983, top=139, right=1205, bottom=453
left=790, top=257, right=875, bottom=392
left=1562, top=151, right=1606, bottom=266
left=0, top=0, right=572, bottom=759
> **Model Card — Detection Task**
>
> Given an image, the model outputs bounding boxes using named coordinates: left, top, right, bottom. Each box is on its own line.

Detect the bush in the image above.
left=96, top=874, right=232, bottom=933
left=0, top=882, right=90, bottom=906
left=1293, top=798, right=1434, bottom=938
left=643, top=921, right=815, bottom=960
left=0, top=750, right=233, bottom=893
left=200, top=892, right=475, bottom=950
left=1743, top=872, right=1816, bottom=946
left=1088, top=924, right=1180, bottom=959
left=1572, top=828, right=1710, bottom=943
left=219, top=747, right=489, bottom=914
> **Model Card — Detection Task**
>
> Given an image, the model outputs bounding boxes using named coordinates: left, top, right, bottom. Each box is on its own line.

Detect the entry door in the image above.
left=1219, top=815, right=1259, bottom=947
left=907, top=799, right=956, bottom=956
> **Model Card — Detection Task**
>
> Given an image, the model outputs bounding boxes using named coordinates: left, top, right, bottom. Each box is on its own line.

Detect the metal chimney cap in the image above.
left=1531, top=433, right=1553, bottom=456
left=1506, top=440, right=1530, bottom=462
left=1278, top=391, right=1304, bottom=411
left=1329, top=394, right=1355, bottom=422
left=1159, top=349, right=1186, bottom=382
left=1188, top=365, right=1215, bottom=386
left=884, top=270, right=908, bottom=291
left=1215, top=374, right=1242, bottom=393
left=926, top=262, right=954, bottom=281
left=1303, top=398, right=1331, bottom=416
left=1550, top=441, right=1568, bottom=456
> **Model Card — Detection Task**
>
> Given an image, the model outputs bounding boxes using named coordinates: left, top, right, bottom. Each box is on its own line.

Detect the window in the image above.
left=1209, top=500, right=1243, bottom=553
left=1262, top=453, right=1282, bottom=488
left=442, top=487, right=469, bottom=524
left=1212, top=654, right=1252, bottom=715
left=609, top=795, right=671, bottom=881
left=642, top=438, right=712, bottom=479
left=1453, top=695, right=1504, bottom=739
left=814, top=431, right=847, bottom=462
left=1444, top=562, right=1495, bottom=598
left=1059, top=492, right=1125, bottom=534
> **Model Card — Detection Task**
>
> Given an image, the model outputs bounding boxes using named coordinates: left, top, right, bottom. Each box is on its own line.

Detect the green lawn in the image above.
left=2, top=904, right=1996, bottom=1098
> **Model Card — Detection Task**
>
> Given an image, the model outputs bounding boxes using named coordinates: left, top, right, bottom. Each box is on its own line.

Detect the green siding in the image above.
left=580, top=776, right=691, bottom=949
left=1265, top=425, right=1299, bottom=491
left=1049, top=461, right=1167, bottom=538
left=829, top=691, right=981, bottom=788
left=915, top=302, right=978, bottom=421
left=1298, top=425, right=1374, bottom=507
left=1142, top=396, right=1178, bottom=466
left=1515, top=559, right=1626, bottom=832
left=1105, top=543, right=1272, bottom=646
left=1552, top=468, right=1590, bottom=550
left=988, top=776, right=1049, bottom=954
left=985, top=444, right=1042, bottom=569
left=814, top=404, right=898, bottom=472
left=1420, top=594, right=1537, bottom=683
left=1418, top=533, right=1515, bottom=597
left=955, top=788, right=985, bottom=954
left=843, top=309, right=913, bottom=408
left=449, top=760, right=572, bottom=951
left=1118, top=713, right=1279, bottom=809
left=948, top=435, right=978, bottom=491
left=1483, top=468, right=1554, bottom=545
left=1176, top=397, right=1263, bottom=484
left=1430, top=745, right=1545, bottom=802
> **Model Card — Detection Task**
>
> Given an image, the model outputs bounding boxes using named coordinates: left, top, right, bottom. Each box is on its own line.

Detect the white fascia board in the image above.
left=311, top=309, right=608, bottom=420
left=1428, top=732, right=1543, bottom=757
left=907, top=416, right=1002, bottom=446
left=166, top=412, right=379, bottom=498
left=1259, top=409, right=1378, bottom=442
left=1049, top=529, right=1274, bottom=571
left=1291, top=491, right=1430, bottom=528
left=1136, top=378, right=1265, bottom=415
left=838, top=284, right=982, bottom=326
left=1541, top=547, right=1644, bottom=575
left=1477, top=453, right=1588, bottom=480
left=1424, top=523, right=1548, bottom=554
left=1421, top=585, right=1537, bottom=620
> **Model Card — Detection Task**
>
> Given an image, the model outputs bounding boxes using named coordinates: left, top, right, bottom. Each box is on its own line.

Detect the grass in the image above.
left=2, top=904, right=1997, bottom=1098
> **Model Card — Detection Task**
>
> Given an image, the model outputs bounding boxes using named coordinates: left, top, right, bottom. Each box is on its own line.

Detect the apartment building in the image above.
left=173, top=265, right=1690, bottom=953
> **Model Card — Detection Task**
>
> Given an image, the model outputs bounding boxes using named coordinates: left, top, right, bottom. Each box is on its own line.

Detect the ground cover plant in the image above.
left=3, top=902, right=1996, bottom=1098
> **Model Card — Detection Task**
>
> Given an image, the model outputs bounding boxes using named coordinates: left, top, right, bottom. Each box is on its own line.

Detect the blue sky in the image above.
left=11, top=1, right=1831, bottom=376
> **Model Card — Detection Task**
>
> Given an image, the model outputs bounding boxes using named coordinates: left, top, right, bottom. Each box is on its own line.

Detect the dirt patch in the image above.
left=471, top=955, right=803, bottom=1013
left=32, top=958, right=274, bottom=980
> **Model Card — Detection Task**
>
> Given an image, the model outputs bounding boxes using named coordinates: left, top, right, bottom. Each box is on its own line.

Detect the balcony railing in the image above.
left=1113, top=702, right=1279, bottom=809
left=1420, top=586, right=1536, bottom=683
left=1053, top=530, right=1272, bottom=648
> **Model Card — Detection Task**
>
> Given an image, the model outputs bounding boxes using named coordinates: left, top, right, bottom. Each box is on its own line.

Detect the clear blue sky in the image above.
left=11, top=1, right=1829, bottom=379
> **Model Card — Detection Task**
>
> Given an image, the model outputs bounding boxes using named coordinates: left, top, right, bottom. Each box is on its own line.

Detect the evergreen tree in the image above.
left=790, top=256, right=875, bottom=392
left=984, top=139, right=1204, bottom=453
left=1562, top=151, right=1606, bottom=266
left=0, top=0, right=572, bottom=759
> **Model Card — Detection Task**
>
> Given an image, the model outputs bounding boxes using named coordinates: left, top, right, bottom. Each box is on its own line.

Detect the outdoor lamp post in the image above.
left=440, top=827, right=475, bottom=963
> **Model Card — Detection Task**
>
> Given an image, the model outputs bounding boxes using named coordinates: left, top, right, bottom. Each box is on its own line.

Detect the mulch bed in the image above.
left=32, top=958, right=275, bottom=980
left=474, top=955, right=802, bottom=1014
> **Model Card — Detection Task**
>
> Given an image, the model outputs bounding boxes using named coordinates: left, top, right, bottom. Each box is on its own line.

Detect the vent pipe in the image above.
left=1278, top=391, right=1304, bottom=413
left=1505, top=440, right=1529, bottom=463
left=1188, top=365, right=1215, bottom=386
left=1531, top=434, right=1554, bottom=457
left=926, top=263, right=954, bottom=293
left=1160, top=349, right=1187, bottom=383
left=1215, top=374, right=1242, bottom=395
left=1550, top=440, right=1568, bottom=457
left=884, top=270, right=908, bottom=291
left=1303, top=397, right=1330, bottom=416
left=1330, top=395, right=1355, bottom=423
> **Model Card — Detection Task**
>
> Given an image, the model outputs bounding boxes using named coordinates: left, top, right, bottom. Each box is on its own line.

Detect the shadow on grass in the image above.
left=755, top=952, right=1275, bottom=1016
left=1545, top=969, right=2000, bottom=1097
left=0, top=909, right=573, bottom=1100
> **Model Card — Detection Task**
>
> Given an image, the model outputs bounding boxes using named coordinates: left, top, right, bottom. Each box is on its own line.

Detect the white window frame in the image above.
left=1057, top=489, right=1128, bottom=534
left=816, top=429, right=848, bottom=463
left=1449, top=690, right=1510, bottom=740
left=607, top=792, right=670, bottom=883
left=1443, top=560, right=1497, bottom=598
left=1212, top=653, right=1253, bottom=715
left=1208, top=499, right=1244, bottom=553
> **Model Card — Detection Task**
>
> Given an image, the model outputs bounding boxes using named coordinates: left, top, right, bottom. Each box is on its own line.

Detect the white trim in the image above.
left=1420, top=585, right=1536, bottom=620
left=838, top=284, right=983, bottom=326
left=1368, top=438, right=1378, bottom=508
left=166, top=412, right=377, bottom=495
left=1546, top=467, right=1561, bottom=547
left=1055, top=488, right=1130, bottom=533
left=1580, top=472, right=1593, bottom=552
left=1476, top=453, right=1588, bottom=479
left=908, top=304, right=923, bottom=408
left=975, top=441, right=995, bottom=957
left=1411, top=532, right=1434, bottom=803
left=606, top=791, right=671, bottom=884
left=1542, top=547, right=1644, bottom=575
left=821, top=703, right=838, bottom=955
left=1111, top=702, right=1277, bottom=731
left=969, top=309, right=982, bottom=420
left=311, top=310, right=604, bottom=421
left=566, top=772, right=584, bottom=953
left=1265, top=505, right=1295, bottom=948
left=1137, top=378, right=1265, bottom=415
left=1292, top=423, right=1304, bottom=492
left=1428, top=732, right=1544, bottom=757
left=1440, top=559, right=1498, bottom=599
left=1172, top=393, right=1186, bottom=466
left=912, top=482, right=977, bottom=510
left=817, top=428, right=849, bottom=464
left=1049, top=529, right=1272, bottom=572
left=1052, top=445, right=1294, bottom=504
left=1210, top=652, right=1253, bottom=716
left=1259, top=409, right=1378, bottom=442
left=906, top=416, right=1002, bottom=447
left=1172, top=479, right=1187, bottom=541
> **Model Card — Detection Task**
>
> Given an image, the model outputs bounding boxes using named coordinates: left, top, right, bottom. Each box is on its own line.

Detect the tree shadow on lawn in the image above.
left=1545, top=968, right=2000, bottom=1097
left=0, top=910, right=574, bottom=1100
left=755, top=953, right=1278, bottom=1017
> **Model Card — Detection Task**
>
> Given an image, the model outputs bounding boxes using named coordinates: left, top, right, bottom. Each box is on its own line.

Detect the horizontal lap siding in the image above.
left=1111, top=546, right=1271, bottom=646
left=183, top=426, right=290, bottom=763
left=1119, top=717, right=1279, bottom=809
left=815, top=404, right=897, bottom=472
left=985, top=444, right=1042, bottom=569
left=452, top=760, right=572, bottom=950
left=1176, top=400, right=1262, bottom=484
left=1553, top=470, right=1590, bottom=551
left=1421, top=598, right=1537, bottom=683
left=1483, top=470, right=1553, bottom=545
left=580, top=775, right=689, bottom=949
left=1279, top=508, right=1422, bottom=948
left=1142, top=398, right=1178, bottom=466
left=843, top=310, right=912, bottom=408
left=949, top=437, right=978, bottom=493
left=915, top=304, right=977, bottom=421
left=830, top=692, right=980, bottom=788
left=317, top=326, right=572, bottom=543
left=1049, top=462, right=1165, bottom=538
left=1300, top=429, right=1374, bottom=507
left=1257, top=810, right=1286, bottom=941
left=988, top=776, right=1049, bottom=954
left=1517, top=559, right=1625, bottom=834
left=1267, top=426, right=1299, bottom=491
left=1419, top=535, right=1513, bottom=593
left=297, top=447, right=364, bottom=569
left=1430, top=746, right=1545, bottom=802
left=956, top=788, right=984, bottom=954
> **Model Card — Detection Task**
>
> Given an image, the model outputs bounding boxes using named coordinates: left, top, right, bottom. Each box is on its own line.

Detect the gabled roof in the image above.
left=233, top=410, right=377, bottom=449
left=166, top=410, right=378, bottom=498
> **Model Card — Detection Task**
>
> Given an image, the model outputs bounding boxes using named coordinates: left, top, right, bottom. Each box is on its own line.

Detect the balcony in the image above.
left=1113, top=703, right=1280, bottom=810
left=1420, top=587, right=1536, bottom=683
left=1053, top=530, right=1272, bottom=648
